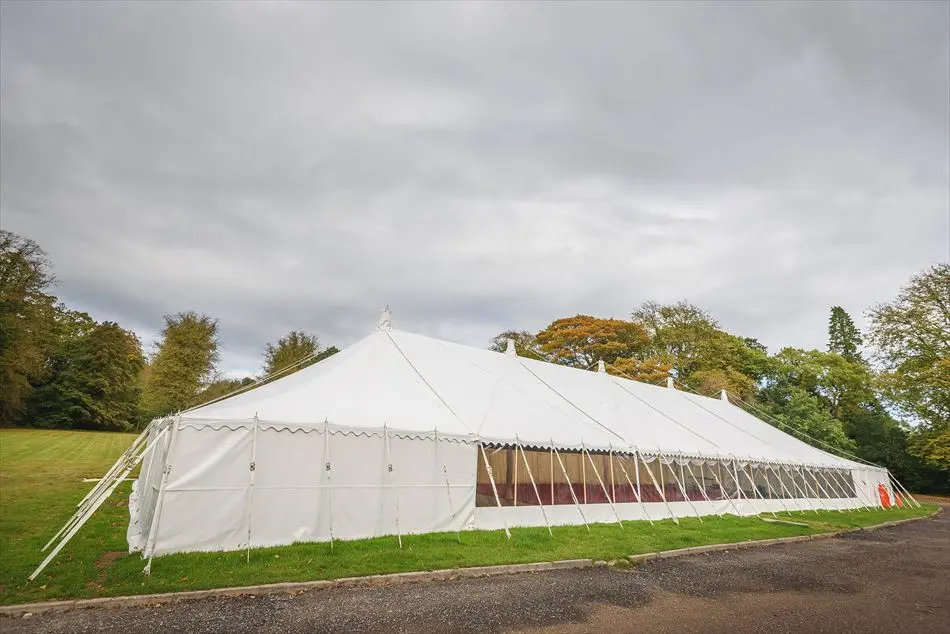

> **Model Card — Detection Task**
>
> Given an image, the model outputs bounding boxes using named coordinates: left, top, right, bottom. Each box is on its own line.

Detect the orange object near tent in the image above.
left=878, top=483, right=891, bottom=508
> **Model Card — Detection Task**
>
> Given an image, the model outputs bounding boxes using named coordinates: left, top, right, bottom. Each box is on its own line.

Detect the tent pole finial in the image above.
left=505, top=339, right=517, bottom=356
left=377, top=306, right=393, bottom=332
left=666, top=377, right=675, bottom=389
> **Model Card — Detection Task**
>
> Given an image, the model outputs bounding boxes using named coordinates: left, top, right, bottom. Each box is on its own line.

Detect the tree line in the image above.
left=0, top=230, right=338, bottom=431
left=491, top=268, right=948, bottom=494
left=2, top=229, right=947, bottom=493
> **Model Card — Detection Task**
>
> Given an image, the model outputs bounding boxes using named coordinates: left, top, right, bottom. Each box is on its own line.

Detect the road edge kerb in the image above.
left=2, top=508, right=940, bottom=619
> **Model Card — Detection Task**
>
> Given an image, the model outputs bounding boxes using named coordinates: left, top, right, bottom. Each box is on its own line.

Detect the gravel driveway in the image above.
left=6, top=508, right=948, bottom=634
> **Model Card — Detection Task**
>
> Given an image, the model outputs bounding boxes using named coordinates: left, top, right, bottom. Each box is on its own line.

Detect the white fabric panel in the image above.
left=150, top=426, right=477, bottom=554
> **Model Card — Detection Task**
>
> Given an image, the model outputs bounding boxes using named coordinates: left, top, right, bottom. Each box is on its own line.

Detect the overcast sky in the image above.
left=2, top=1, right=948, bottom=377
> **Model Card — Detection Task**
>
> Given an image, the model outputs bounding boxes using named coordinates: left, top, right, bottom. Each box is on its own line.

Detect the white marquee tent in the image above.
left=33, top=310, right=915, bottom=579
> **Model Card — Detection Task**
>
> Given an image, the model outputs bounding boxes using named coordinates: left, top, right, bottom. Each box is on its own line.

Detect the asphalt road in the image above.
left=7, top=508, right=948, bottom=634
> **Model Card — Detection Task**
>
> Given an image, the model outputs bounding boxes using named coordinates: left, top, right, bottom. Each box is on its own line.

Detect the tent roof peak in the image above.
left=377, top=306, right=393, bottom=332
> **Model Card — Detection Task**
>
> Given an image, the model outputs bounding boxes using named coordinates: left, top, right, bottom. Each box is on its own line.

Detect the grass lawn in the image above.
left=0, top=428, right=938, bottom=606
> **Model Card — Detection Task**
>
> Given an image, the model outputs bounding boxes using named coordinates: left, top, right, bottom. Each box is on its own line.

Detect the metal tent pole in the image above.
left=387, top=425, right=405, bottom=547
left=143, top=415, right=182, bottom=575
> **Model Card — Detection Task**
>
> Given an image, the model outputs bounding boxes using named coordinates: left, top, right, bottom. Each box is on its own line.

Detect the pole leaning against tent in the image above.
left=74, top=421, right=152, bottom=512
left=29, top=424, right=171, bottom=582
left=552, top=444, right=589, bottom=531
left=144, top=415, right=182, bottom=575
left=516, top=437, right=552, bottom=536
left=43, top=419, right=158, bottom=553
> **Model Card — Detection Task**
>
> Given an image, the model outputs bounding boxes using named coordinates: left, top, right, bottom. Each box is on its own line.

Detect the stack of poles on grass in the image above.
left=30, top=346, right=921, bottom=583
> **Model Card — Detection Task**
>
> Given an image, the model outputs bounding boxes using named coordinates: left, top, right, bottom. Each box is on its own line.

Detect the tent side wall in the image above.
left=132, top=421, right=477, bottom=557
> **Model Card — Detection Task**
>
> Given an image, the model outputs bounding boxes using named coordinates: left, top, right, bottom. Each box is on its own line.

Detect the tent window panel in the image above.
left=476, top=446, right=516, bottom=507
left=839, top=471, right=856, bottom=497
left=701, top=462, right=724, bottom=500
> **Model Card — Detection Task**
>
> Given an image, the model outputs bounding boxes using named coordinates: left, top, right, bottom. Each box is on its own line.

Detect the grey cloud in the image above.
left=1, top=1, right=947, bottom=374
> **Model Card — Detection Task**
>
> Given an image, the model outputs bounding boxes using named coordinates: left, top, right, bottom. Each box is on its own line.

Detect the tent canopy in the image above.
left=188, top=327, right=860, bottom=469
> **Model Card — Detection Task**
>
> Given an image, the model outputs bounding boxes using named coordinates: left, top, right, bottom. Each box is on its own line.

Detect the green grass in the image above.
left=0, top=429, right=938, bottom=606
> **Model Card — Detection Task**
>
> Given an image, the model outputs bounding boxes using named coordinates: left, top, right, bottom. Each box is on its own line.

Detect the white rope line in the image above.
left=181, top=349, right=324, bottom=414
left=516, top=359, right=627, bottom=444
left=385, top=331, right=472, bottom=433
left=725, top=391, right=886, bottom=470
left=607, top=374, right=721, bottom=450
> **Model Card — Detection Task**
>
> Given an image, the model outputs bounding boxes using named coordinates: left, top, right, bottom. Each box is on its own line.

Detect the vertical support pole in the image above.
left=517, top=438, right=552, bottom=536
left=829, top=469, right=866, bottom=511
left=634, top=452, right=642, bottom=502
left=761, top=464, right=793, bottom=515
left=480, top=443, right=511, bottom=539
left=549, top=447, right=554, bottom=506
left=810, top=467, right=841, bottom=512
left=639, top=452, right=679, bottom=524
left=245, top=415, right=261, bottom=562
left=513, top=446, right=518, bottom=507
left=796, top=466, right=823, bottom=514
left=775, top=466, right=805, bottom=514
left=685, top=461, right=722, bottom=517
left=609, top=450, right=616, bottom=503
left=553, top=445, right=589, bottom=531
left=583, top=446, right=623, bottom=528
left=737, top=458, right=776, bottom=518
left=324, top=420, right=335, bottom=549
left=144, top=416, right=182, bottom=576
left=385, top=425, right=404, bottom=547
left=582, top=447, right=587, bottom=504
left=708, top=458, right=742, bottom=516
left=435, top=430, right=461, bottom=544
left=663, top=454, right=703, bottom=522
left=614, top=449, right=653, bottom=525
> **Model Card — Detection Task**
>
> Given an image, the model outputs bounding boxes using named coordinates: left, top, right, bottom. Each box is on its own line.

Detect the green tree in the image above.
left=828, top=306, right=863, bottom=362
left=0, top=231, right=57, bottom=424
left=262, top=330, right=339, bottom=379
left=757, top=385, right=857, bottom=453
left=141, top=312, right=220, bottom=417
left=867, top=263, right=950, bottom=434
left=26, top=322, right=144, bottom=430
left=630, top=301, right=769, bottom=397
